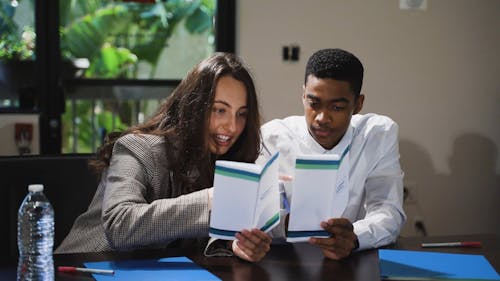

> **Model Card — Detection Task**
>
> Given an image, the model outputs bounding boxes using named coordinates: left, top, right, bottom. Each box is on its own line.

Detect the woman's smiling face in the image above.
left=207, top=75, right=248, bottom=155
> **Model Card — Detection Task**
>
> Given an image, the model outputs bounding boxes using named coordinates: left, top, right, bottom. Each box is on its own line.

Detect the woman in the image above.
left=56, top=53, right=271, bottom=262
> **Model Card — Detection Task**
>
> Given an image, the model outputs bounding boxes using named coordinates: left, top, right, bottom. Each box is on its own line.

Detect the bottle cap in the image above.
left=28, top=184, right=44, bottom=193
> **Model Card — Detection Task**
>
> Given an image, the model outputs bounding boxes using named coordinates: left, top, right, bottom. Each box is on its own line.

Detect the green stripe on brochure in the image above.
left=214, top=167, right=260, bottom=182
left=209, top=212, right=279, bottom=237
left=260, top=212, right=280, bottom=232
left=214, top=153, right=278, bottom=182
left=209, top=227, right=238, bottom=237
left=295, top=163, right=339, bottom=170
left=295, top=145, right=350, bottom=170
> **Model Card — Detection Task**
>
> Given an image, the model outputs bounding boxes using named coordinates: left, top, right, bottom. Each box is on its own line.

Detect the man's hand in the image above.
left=232, top=229, right=272, bottom=262
left=309, top=218, right=358, bottom=260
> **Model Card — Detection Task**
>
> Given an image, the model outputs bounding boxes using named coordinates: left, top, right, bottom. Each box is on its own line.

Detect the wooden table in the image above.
left=1, top=234, right=498, bottom=280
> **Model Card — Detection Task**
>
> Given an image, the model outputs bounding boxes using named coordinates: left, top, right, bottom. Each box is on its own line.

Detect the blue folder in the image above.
left=379, top=249, right=500, bottom=280
left=84, top=256, right=220, bottom=281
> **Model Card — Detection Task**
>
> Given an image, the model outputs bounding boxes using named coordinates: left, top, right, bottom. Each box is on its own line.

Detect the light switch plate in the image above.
left=400, top=0, right=427, bottom=10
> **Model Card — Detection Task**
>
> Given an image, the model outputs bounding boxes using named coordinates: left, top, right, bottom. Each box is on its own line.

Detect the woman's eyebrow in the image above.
left=214, top=100, right=248, bottom=110
left=213, top=100, right=231, bottom=107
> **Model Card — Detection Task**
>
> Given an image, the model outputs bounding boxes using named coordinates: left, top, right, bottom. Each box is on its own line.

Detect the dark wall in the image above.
left=0, top=154, right=98, bottom=264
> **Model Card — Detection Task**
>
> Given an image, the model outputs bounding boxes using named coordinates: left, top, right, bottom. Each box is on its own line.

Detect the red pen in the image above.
left=58, top=266, right=114, bottom=275
left=421, top=241, right=482, bottom=248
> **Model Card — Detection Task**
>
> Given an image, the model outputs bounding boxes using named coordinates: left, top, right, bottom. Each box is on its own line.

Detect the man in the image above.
left=259, top=48, right=406, bottom=260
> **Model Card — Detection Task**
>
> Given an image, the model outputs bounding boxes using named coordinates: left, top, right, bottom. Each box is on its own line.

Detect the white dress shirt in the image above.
left=257, top=113, right=406, bottom=250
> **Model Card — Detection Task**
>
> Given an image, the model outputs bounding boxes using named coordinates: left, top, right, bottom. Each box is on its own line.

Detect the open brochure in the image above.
left=286, top=154, right=348, bottom=242
left=209, top=153, right=280, bottom=240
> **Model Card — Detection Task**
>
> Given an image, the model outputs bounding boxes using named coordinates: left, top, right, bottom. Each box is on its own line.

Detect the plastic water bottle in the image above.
left=17, top=184, right=54, bottom=281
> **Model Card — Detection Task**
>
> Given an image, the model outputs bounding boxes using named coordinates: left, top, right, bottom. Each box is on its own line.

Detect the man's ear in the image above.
left=301, top=85, right=306, bottom=104
left=353, top=94, right=365, bottom=114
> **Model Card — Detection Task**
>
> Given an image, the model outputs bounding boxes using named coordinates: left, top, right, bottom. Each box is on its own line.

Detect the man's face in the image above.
left=302, top=75, right=364, bottom=150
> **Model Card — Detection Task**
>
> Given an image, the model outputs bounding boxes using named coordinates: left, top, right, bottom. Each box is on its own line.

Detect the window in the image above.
left=1, top=0, right=235, bottom=154
left=60, top=0, right=216, bottom=80
left=0, top=0, right=36, bottom=109
left=60, top=0, right=220, bottom=153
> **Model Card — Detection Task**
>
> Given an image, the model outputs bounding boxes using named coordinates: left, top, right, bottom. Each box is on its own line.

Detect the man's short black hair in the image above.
left=305, top=48, right=364, bottom=98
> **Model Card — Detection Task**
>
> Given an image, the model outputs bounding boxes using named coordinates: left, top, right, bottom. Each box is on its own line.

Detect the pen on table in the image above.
left=420, top=241, right=482, bottom=248
left=58, top=266, right=115, bottom=275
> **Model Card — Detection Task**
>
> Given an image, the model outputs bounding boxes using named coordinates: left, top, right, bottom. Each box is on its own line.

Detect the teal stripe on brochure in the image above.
left=295, top=159, right=339, bottom=170
left=287, top=230, right=330, bottom=238
left=295, top=145, right=350, bottom=170
left=209, top=227, right=238, bottom=237
left=214, top=152, right=279, bottom=182
left=209, top=213, right=279, bottom=237
left=260, top=212, right=280, bottom=232
left=215, top=166, right=260, bottom=182
left=295, top=162, right=339, bottom=170
left=341, top=145, right=350, bottom=160
left=260, top=152, right=279, bottom=175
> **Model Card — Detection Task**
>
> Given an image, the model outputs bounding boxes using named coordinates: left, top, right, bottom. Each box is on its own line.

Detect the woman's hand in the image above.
left=232, top=229, right=272, bottom=262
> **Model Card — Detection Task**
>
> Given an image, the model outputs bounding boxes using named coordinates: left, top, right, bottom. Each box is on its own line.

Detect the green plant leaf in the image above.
left=85, top=44, right=137, bottom=78
left=61, top=5, right=132, bottom=59
left=185, top=6, right=212, bottom=34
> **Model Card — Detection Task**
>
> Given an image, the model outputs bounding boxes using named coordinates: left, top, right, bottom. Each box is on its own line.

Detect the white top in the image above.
left=28, top=184, right=44, bottom=193
left=257, top=113, right=406, bottom=250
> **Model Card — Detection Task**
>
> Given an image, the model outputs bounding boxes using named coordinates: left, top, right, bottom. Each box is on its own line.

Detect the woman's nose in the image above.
left=223, top=115, right=236, bottom=133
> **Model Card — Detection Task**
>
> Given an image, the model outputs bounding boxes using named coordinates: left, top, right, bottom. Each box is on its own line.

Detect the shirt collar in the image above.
left=302, top=120, right=354, bottom=155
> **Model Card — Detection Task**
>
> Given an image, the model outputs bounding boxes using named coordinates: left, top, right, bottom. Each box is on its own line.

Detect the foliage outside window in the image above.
left=0, top=0, right=36, bottom=108
left=0, top=0, right=35, bottom=61
left=1, top=0, right=217, bottom=153
left=60, top=0, right=215, bottom=80
left=0, top=26, right=35, bottom=61
left=60, top=0, right=216, bottom=153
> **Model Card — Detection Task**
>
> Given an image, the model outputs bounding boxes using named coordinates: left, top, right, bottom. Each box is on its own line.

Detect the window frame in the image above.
left=34, top=0, right=235, bottom=154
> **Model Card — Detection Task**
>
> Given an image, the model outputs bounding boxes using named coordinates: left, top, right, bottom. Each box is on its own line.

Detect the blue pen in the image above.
left=279, top=181, right=290, bottom=213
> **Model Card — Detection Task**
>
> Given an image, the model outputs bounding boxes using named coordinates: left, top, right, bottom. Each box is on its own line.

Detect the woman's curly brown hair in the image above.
left=90, top=52, right=261, bottom=192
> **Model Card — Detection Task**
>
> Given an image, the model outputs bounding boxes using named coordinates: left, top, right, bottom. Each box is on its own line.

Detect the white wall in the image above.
left=237, top=0, right=500, bottom=236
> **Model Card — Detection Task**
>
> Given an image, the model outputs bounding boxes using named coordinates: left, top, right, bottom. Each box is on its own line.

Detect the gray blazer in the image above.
left=56, top=134, right=211, bottom=253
